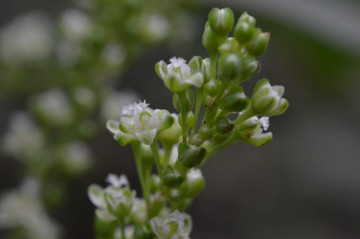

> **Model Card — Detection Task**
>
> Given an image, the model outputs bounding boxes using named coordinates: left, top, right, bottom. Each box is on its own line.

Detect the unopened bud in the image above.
left=222, top=86, right=250, bottom=112
left=218, top=53, right=243, bottom=80
left=178, top=143, right=206, bottom=169
left=208, top=8, right=235, bottom=35
left=216, top=117, right=235, bottom=134
left=163, top=166, right=186, bottom=188
left=246, top=32, right=270, bottom=57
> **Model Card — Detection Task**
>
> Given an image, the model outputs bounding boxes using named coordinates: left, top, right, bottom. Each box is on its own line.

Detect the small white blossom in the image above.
left=150, top=210, right=192, bottom=239
left=31, top=89, right=73, bottom=125
left=1, top=113, right=44, bottom=161
left=101, top=43, right=126, bottom=67
left=0, top=178, right=60, bottom=239
left=142, top=14, right=169, bottom=42
left=0, top=12, right=53, bottom=63
left=106, top=174, right=129, bottom=188
left=59, top=141, right=93, bottom=174
left=259, top=116, right=270, bottom=131
left=107, top=101, right=172, bottom=145
left=59, top=9, right=91, bottom=42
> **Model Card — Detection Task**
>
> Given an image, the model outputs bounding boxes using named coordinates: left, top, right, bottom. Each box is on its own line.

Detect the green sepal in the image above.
left=246, top=32, right=270, bottom=57
left=188, top=56, right=203, bottom=75
left=178, top=143, right=206, bottom=169
left=202, top=22, right=226, bottom=54
left=163, top=166, right=186, bottom=188
left=205, top=79, right=221, bottom=97
left=239, top=12, right=256, bottom=26
left=215, top=117, right=235, bottom=134
left=155, top=60, right=168, bottom=81
left=218, top=37, right=240, bottom=54
left=234, top=21, right=256, bottom=45
left=222, top=86, right=250, bottom=112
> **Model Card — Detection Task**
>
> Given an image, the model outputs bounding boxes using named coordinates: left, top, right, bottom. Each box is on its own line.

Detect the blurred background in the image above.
left=1, top=0, right=360, bottom=238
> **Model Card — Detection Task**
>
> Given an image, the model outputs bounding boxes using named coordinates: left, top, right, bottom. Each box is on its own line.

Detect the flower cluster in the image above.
left=89, top=7, right=288, bottom=238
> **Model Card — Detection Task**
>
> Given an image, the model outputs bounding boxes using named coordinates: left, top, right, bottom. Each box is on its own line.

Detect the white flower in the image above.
left=150, top=210, right=192, bottom=239
left=0, top=12, right=53, bottom=63
left=259, top=116, right=270, bottom=131
left=0, top=178, right=60, bottom=239
left=142, top=14, right=169, bottom=42
left=107, top=101, right=173, bottom=145
left=59, top=9, right=91, bottom=42
left=59, top=141, right=93, bottom=174
left=31, top=89, right=73, bottom=125
left=106, top=174, right=129, bottom=188
left=101, top=43, right=126, bottom=67
left=156, top=57, right=204, bottom=92
left=1, top=113, right=44, bottom=161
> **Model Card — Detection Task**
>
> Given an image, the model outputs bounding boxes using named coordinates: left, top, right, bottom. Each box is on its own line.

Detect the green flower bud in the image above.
left=236, top=116, right=273, bottom=146
left=239, top=12, right=256, bottom=26
left=181, top=169, right=205, bottom=198
left=215, top=117, right=235, bottom=134
left=198, top=123, right=214, bottom=140
left=150, top=174, right=161, bottom=192
left=201, top=58, right=211, bottom=82
left=218, top=37, right=240, bottom=54
left=234, top=21, right=256, bottom=45
left=208, top=8, right=235, bottom=35
left=173, top=89, right=194, bottom=113
left=163, top=166, right=186, bottom=188
left=202, top=22, right=226, bottom=54
left=205, top=79, right=222, bottom=97
left=178, top=143, right=206, bottom=169
left=218, top=52, right=244, bottom=80
left=222, top=86, right=250, bottom=112
left=188, top=56, right=203, bottom=75
left=157, top=114, right=181, bottom=146
left=246, top=32, right=270, bottom=57
left=242, top=56, right=259, bottom=80
left=178, top=111, right=195, bottom=129
left=251, top=79, right=288, bottom=116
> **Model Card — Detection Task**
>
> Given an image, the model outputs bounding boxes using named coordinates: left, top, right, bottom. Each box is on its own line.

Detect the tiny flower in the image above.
left=156, top=57, right=204, bottom=93
left=236, top=116, right=272, bottom=146
left=150, top=210, right=192, bottom=239
left=59, top=141, right=93, bottom=174
left=59, top=9, right=91, bottom=42
left=251, top=79, right=289, bottom=116
left=106, top=174, right=129, bottom=188
left=107, top=101, right=173, bottom=145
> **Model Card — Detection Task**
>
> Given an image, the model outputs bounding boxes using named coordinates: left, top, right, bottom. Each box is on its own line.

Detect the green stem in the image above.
left=131, top=143, right=150, bottom=216
left=150, top=142, right=162, bottom=178
left=190, top=88, right=204, bottom=137
left=204, top=133, right=237, bottom=160
left=162, top=143, right=173, bottom=172
left=209, top=53, right=217, bottom=81
left=178, top=92, right=188, bottom=143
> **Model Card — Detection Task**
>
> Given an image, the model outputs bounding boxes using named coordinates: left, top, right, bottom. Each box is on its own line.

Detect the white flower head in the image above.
left=0, top=12, right=53, bottom=63
left=59, top=9, right=91, bottom=42
left=60, top=141, right=93, bottom=174
left=142, top=14, right=170, bottom=42
left=106, top=174, right=129, bottom=188
left=107, top=100, right=173, bottom=145
left=150, top=210, right=192, bottom=239
left=156, top=57, right=204, bottom=92
left=259, top=116, right=270, bottom=131
left=31, top=89, right=73, bottom=125
left=1, top=112, right=44, bottom=161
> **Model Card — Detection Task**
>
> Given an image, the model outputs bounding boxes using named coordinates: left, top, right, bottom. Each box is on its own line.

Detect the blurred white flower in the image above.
left=59, top=9, right=91, bottom=42
left=0, top=178, right=60, bottom=239
left=55, top=40, right=80, bottom=67
left=59, top=141, right=93, bottom=174
left=259, top=116, right=270, bottom=131
left=1, top=112, right=44, bottom=161
left=31, top=89, right=73, bottom=126
left=0, top=12, right=53, bottom=63
left=101, top=90, right=138, bottom=121
left=106, top=174, right=129, bottom=188
left=73, top=87, right=96, bottom=110
left=150, top=210, right=192, bottom=239
left=101, top=43, right=126, bottom=67
left=142, top=14, right=170, bottom=42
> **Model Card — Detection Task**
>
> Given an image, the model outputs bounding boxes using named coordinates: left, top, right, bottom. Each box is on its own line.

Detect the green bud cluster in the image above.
left=91, top=7, right=289, bottom=239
